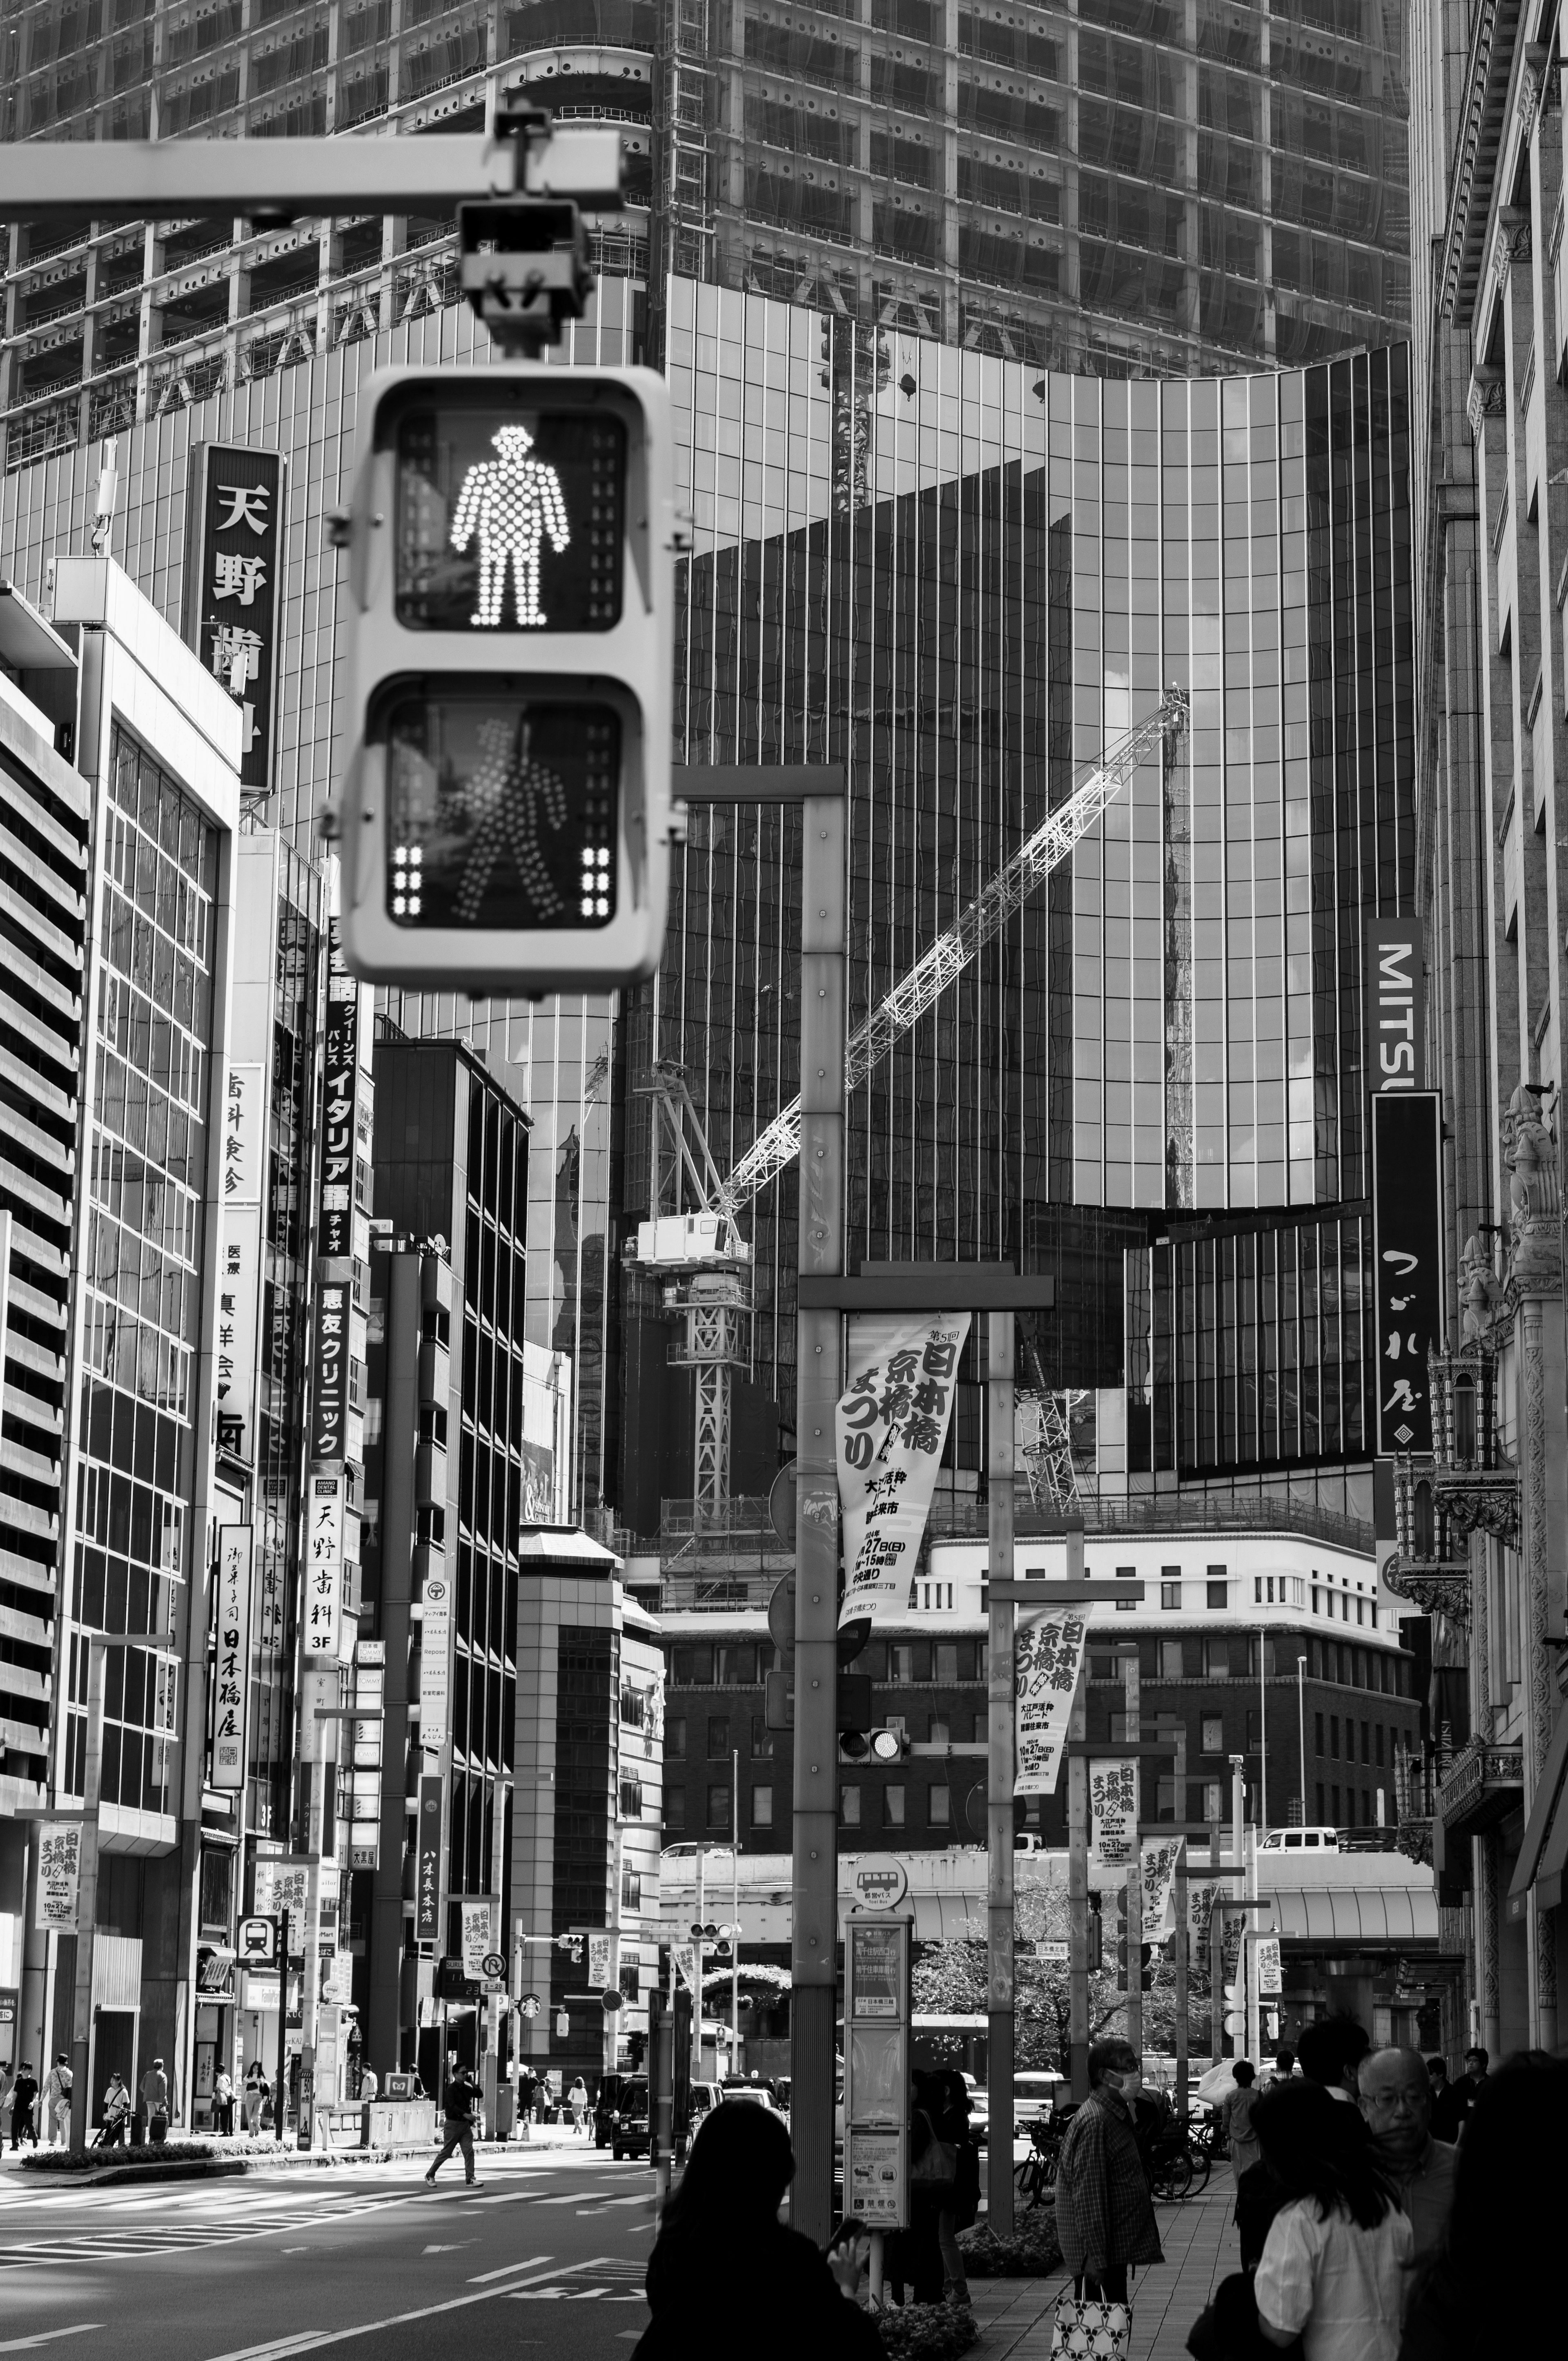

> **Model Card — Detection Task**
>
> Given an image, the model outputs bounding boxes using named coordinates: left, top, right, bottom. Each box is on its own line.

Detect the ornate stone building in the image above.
left=1406, top=2, right=1568, bottom=2058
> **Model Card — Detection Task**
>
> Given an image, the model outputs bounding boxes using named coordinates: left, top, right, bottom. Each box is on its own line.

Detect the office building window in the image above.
left=928, top=1784, right=951, bottom=1826
left=935, top=1642, right=960, bottom=1682
left=667, top=1718, right=686, bottom=1761
left=707, top=1716, right=730, bottom=1759
left=707, top=1784, right=731, bottom=1829
left=713, top=1643, right=758, bottom=1686
left=1330, top=1716, right=1340, bottom=1758
left=1115, top=1565, right=1137, bottom=1611
left=1331, top=1784, right=1341, bottom=1822
left=752, top=1785, right=773, bottom=1829
left=884, top=1785, right=906, bottom=1828
left=619, top=1778, right=644, bottom=1818
left=1207, top=1579, right=1228, bottom=1609
left=1316, top=1782, right=1326, bottom=1820
left=1315, top=1712, right=1325, bottom=1755
left=621, top=1866, right=642, bottom=1912
left=1201, top=1716, right=1224, bottom=1754
left=672, top=1645, right=712, bottom=1685
left=1361, top=1721, right=1371, bottom=1763
left=665, top=1786, right=686, bottom=1831
left=1161, top=1640, right=1185, bottom=1679
left=1161, top=1581, right=1181, bottom=1610
left=840, top=1784, right=862, bottom=1826
left=1203, top=1781, right=1223, bottom=1821
left=1205, top=1639, right=1231, bottom=1678
left=1375, top=1726, right=1384, bottom=1767
left=929, top=1715, right=950, bottom=1745
left=1156, top=1776, right=1176, bottom=1819
left=750, top=1714, right=774, bottom=1760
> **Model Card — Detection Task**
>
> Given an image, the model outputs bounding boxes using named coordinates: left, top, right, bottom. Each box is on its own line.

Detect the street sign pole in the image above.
left=985, top=1310, right=1016, bottom=2235
left=275, top=1915, right=287, bottom=2145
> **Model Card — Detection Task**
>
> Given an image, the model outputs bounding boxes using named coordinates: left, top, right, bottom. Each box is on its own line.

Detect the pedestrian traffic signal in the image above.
left=328, top=362, right=675, bottom=993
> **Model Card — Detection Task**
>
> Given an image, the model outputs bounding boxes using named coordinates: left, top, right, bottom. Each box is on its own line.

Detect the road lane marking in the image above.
left=196, top=2258, right=583, bottom=2361
left=0, top=2330, right=106, bottom=2353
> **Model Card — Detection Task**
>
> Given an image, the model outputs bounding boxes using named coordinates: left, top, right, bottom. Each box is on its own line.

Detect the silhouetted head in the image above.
left=661, top=2098, right=795, bottom=2237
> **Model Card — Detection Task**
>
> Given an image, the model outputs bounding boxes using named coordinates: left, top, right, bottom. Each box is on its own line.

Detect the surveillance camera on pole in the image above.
left=324, top=113, right=675, bottom=994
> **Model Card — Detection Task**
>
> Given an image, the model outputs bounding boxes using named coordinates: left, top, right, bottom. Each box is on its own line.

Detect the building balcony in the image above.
left=1436, top=1737, right=1524, bottom=1841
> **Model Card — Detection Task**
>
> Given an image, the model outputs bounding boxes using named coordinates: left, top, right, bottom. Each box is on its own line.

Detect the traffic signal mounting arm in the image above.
left=724, top=689, right=1189, bottom=1204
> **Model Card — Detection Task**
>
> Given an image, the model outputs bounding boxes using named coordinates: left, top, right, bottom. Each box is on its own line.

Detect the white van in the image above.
left=1258, top=1827, right=1339, bottom=1851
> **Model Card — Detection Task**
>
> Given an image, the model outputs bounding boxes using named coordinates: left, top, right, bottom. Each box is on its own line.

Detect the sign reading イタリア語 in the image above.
left=318, top=923, right=360, bottom=1263
left=184, top=444, right=285, bottom=798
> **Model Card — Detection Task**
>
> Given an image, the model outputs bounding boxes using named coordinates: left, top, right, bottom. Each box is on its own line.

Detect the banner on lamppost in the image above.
left=673, top=1942, right=699, bottom=1991
left=254, top=1858, right=311, bottom=1955
left=1141, top=1836, right=1183, bottom=1939
left=211, top=1525, right=253, bottom=1790
left=1256, top=1935, right=1283, bottom=1996
left=1090, top=1760, right=1138, bottom=1868
left=587, top=1931, right=616, bottom=1994
left=35, top=1822, right=83, bottom=1932
left=835, top=1313, right=971, bottom=1632
left=1013, top=1612, right=1089, bottom=1797
left=460, top=1902, right=494, bottom=1982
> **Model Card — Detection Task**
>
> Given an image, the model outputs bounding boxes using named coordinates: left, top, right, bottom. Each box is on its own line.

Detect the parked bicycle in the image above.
left=1015, top=2118, right=1062, bottom=2210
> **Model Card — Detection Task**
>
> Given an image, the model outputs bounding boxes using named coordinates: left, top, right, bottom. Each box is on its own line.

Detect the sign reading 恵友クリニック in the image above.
left=835, top=1313, right=971, bottom=1632
left=1013, top=1613, right=1089, bottom=1798
left=211, top=1525, right=253, bottom=1790
left=184, top=444, right=285, bottom=799
left=310, top=1282, right=350, bottom=1463
left=1371, top=1092, right=1444, bottom=1456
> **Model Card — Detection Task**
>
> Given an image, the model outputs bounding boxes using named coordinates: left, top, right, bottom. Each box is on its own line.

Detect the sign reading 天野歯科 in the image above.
left=185, top=444, right=285, bottom=798
left=835, top=1314, right=971, bottom=1632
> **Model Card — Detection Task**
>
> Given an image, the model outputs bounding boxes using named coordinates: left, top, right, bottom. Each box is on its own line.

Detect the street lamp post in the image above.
left=69, top=1632, right=175, bottom=2156
left=1296, top=1656, right=1308, bottom=1822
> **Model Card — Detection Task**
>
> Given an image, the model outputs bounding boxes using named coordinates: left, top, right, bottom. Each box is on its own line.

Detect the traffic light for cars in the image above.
left=329, top=363, right=675, bottom=992
left=837, top=1723, right=910, bottom=1765
left=1223, top=1980, right=1247, bottom=2044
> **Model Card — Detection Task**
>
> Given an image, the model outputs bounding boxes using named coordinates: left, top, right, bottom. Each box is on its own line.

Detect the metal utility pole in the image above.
left=985, top=1310, right=1016, bottom=2233
left=1123, top=1648, right=1142, bottom=2059
left=1258, top=1632, right=1269, bottom=1832
left=1209, top=1818, right=1224, bottom=2065
left=731, top=1759, right=741, bottom=2071
left=693, top=1848, right=706, bottom=2086
left=1297, top=1655, right=1308, bottom=1820
left=791, top=781, right=846, bottom=2245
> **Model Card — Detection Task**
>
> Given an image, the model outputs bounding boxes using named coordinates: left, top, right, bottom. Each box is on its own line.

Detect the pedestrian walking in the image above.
left=1356, top=2047, right=1457, bottom=2264
left=929, top=2066, right=979, bottom=2307
left=359, top=2064, right=379, bottom=2106
left=42, top=2053, right=73, bottom=2145
left=1427, top=2048, right=1485, bottom=2146
left=1251, top=2079, right=1410, bottom=2361
left=425, top=2066, right=481, bottom=2187
left=516, top=2068, right=537, bottom=2141
left=243, top=2062, right=267, bottom=2136
left=1398, top=2056, right=1567, bottom=2361
left=140, top=2058, right=170, bottom=2144
left=569, top=2073, right=589, bottom=2134
left=1265, top=2046, right=1297, bottom=2087
left=633, top=2093, right=879, bottom=2361
left=1054, top=2039, right=1164, bottom=2305
left=101, top=2071, right=131, bottom=2147
left=9, top=2061, right=38, bottom=2149
left=1223, top=2062, right=1263, bottom=2185
left=212, top=2070, right=235, bottom=2135
left=1297, top=2018, right=1371, bottom=2108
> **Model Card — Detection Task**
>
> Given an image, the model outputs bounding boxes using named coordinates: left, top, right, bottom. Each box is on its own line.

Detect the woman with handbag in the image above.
left=1252, top=2079, right=1410, bottom=2361
left=929, top=2069, right=978, bottom=2308
left=889, top=2070, right=953, bottom=2306
left=1055, top=2040, right=1164, bottom=2313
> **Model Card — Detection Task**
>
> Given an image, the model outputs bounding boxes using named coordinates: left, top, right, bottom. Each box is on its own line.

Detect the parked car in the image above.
left=1258, top=1826, right=1340, bottom=1852
left=686, top=2081, right=724, bottom=2140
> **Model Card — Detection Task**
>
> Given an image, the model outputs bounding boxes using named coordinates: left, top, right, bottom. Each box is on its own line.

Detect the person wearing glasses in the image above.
left=1357, top=2047, right=1457, bottom=2264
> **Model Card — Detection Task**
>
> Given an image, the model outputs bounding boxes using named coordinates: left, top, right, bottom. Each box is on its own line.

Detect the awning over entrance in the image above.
left=1506, top=1704, right=1568, bottom=1921
left=1265, top=1886, right=1440, bottom=1943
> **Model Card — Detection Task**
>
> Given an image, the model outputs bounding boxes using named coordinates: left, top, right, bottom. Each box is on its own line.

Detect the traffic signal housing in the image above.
left=330, top=363, right=675, bottom=992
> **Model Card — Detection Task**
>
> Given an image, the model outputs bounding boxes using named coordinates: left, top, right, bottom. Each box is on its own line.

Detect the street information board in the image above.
left=843, top=1913, right=911, bottom=2229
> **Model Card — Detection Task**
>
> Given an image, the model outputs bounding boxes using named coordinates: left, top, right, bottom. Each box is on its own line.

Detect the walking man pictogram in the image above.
left=454, top=716, right=567, bottom=922
left=450, top=424, right=570, bottom=626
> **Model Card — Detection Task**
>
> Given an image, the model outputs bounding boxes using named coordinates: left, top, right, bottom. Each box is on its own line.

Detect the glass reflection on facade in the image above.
left=67, top=728, right=219, bottom=1818
left=638, top=281, right=1412, bottom=1454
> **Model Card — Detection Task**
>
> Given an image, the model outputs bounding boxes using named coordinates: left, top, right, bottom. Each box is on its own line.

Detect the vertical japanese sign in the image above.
left=1141, top=1837, right=1182, bottom=1940
left=461, top=1902, right=495, bottom=1981
left=310, top=1281, right=350, bottom=1462
left=419, top=1567, right=452, bottom=1750
left=216, top=1062, right=265, bottom=1463
left=35, top=1823, right=82, bottom=1931
left=835, top=1313, right=972, bottom=1631
left=211, top=1525, right=253, bottom=1790
left=1014, top=1612, right=1089, bottom=1797
left=1371, top=1093, right=1444, bottom=1456
left=254, top=1859, right=310, bottom=1955
left=415, top=1777, right=443, bottom=1942
left=1090, top=1759, right=1138, bottom=1867
left=304, top=1471, right=344, bottom=1659
left=844, top=1916, right=911, bottom=2230
left=673, top=1941, right=699, bottom=1992
left=185, top=444, right=284, bottom=797
left=1256, top=1935, right=1283, bottom=1997
left=1365, top=916, right=1425, bottom=1094
left=587, top=1931, right=616, bottom=1993
left=317, top=923, right=360, bottom=1262
left=350, top=1643, right=384, bottom=1873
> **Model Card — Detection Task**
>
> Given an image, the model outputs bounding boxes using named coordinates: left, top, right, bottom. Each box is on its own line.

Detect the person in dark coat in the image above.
left=634, top=2093, right=880, bottom=2361
left=9, top=2061, right=38, bottom=2149
left=1054, top=2040, right=1164, bottom=2303
left=1399, top=2056, right=1566, bottom=2361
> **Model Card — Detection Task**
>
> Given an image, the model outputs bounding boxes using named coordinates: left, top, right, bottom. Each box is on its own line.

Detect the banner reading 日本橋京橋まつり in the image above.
left=835, top=1313, right=971, bottom=1632
left=1013, top=1612, right=1089, bottom=1797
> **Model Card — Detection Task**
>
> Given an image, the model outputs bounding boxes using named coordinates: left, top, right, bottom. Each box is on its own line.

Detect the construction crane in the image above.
left=636, top=687, right=1189, bottom=1521
left=727, top=687, right=1190, bottom=1204
left=1016, top=1390, right=1089, bottom=1513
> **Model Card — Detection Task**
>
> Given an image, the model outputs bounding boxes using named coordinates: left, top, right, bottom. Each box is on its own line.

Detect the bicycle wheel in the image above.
left=1185, top=2141, right=1212, bottom=2193
left=1153, top=2147, right=1194, bottom=2200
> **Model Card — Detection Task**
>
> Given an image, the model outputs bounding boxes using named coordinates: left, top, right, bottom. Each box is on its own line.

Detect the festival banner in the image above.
left=1090, top=1760, right=1138, bottom=1867
left=1256, top=1935, right=1283, bottom=1996
left=35, top=1822, right=82, bottom=1932
left=1013, top=1611, right=1089, bottom=1797
left=836, top=1313, right=971, bottom=1631
left=1141, top=1836, right=1183, bottom=1940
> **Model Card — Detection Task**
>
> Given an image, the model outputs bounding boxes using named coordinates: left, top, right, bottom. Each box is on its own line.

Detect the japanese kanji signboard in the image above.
left=1371, top=1092, right=1443, bottom=1456
left=835, top=1313, right=971, bottom=1632
left=35, top=1821, right=82, bottom=1932
left=184, top=443, right=284, bottom=798
left=1013, top=1612, right=1089, bottom=1798
left=1090, top=1758, right=1138, bottom=1867
left=211, top=1525, right=253, bottom=1791
left=318, top=922, right=360, bottom=1263
left=310, top=1280, right=350, bottom=1463
left=1141, top=1837, right=1182, bottom=1939
left=418, top=1566, right=452, bottom=1751
left=415, top=1777, right=443, bottom=1942
left=304, top=1469, right=344, bottom=1659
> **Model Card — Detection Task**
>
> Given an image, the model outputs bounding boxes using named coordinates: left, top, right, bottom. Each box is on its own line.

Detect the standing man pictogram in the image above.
left=450, top=424, right=570, bottom=626
left=455, top=717, right=567, bottom=922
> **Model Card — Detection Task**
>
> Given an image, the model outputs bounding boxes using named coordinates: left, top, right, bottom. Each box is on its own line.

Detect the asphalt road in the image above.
left=0, top=2144, right=659, bottom=2361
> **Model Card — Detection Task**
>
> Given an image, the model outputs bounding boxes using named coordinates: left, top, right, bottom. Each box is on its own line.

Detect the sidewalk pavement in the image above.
left=970, top=2166, right=1239, bottom=2361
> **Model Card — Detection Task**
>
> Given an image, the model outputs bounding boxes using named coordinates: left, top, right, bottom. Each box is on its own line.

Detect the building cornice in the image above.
left=1439, top=0, right=1525, bottom=329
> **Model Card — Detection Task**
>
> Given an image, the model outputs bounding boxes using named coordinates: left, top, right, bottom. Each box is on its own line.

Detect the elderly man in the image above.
left=1358, top=2045, right=1457, bottom=2261
left=1054, top=2039, right=1164, bottom=2303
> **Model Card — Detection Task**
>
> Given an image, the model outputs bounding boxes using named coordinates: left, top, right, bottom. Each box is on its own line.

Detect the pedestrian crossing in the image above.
left=1, top=2175, right=653, bottom=2264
